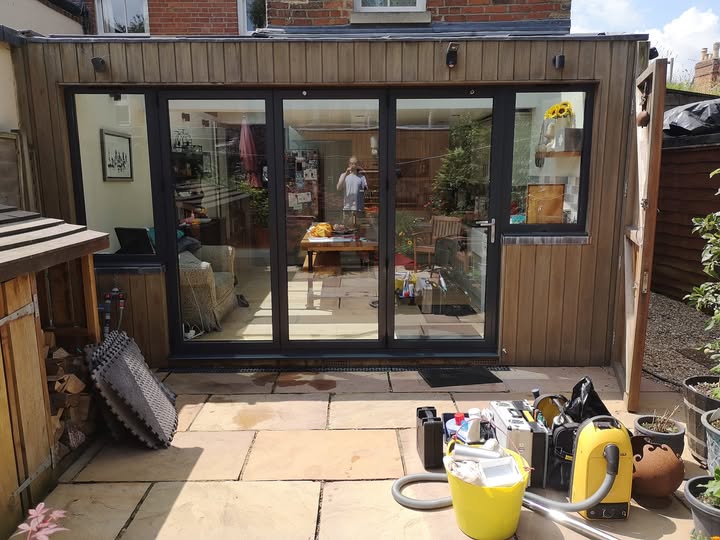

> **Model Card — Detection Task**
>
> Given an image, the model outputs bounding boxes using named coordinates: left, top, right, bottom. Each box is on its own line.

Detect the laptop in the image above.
left=115, top=227, right=156, bottom=255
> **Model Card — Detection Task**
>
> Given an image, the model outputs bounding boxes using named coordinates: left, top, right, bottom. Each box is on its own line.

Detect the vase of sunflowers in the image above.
left=542, top=101, right=575, bottom=152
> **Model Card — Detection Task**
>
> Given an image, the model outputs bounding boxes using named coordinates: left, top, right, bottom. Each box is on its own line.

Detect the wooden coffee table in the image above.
left=300, top=232, right=378, bottom=272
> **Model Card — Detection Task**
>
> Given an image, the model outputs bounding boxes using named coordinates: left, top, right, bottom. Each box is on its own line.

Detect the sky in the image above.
left=571, top=0, right=719, bottom=81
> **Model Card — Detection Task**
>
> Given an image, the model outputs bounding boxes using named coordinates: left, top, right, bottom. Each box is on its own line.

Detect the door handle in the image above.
left=475, top=218, right=496, bottom=244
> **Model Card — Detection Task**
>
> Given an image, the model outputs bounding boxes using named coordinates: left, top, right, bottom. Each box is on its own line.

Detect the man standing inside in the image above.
left=337, top=156, right=367, bottom=226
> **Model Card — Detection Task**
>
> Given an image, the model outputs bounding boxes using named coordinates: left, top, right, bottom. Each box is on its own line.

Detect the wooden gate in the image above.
left=624, top=58, right=667, bottom=411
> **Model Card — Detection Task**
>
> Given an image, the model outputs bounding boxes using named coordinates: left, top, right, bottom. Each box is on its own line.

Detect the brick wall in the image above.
left=267, top=0, right=571, bottom=26
left=89, top=0, right=240, bottom=35
left=694, top=58, right=720, bottom=93
left=148, top=0, right=239, bottom=35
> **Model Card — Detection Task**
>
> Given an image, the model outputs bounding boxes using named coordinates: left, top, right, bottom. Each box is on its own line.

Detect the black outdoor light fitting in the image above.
left=446, top=43, right=459, bottom=69
left=91, top=56, right=107, bottom=72
left=552, top=54, right=565, bottom=70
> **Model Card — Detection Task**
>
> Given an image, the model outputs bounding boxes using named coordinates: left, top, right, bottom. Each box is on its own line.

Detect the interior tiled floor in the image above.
left=196, top=263, right=484, bottom=341
left=42, top=367, right=699, bottom=540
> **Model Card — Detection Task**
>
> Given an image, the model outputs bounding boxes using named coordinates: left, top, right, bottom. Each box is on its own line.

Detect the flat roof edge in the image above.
left=26, top=32, right=650, bottom=44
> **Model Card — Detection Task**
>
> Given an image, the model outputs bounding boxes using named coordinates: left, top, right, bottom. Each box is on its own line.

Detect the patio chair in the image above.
left=412, top=215, right=464, bottom=269
left=179, top=245, right=237, bottom=333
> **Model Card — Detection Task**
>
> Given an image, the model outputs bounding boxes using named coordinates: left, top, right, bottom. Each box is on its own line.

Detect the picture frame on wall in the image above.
left=100, top=129, right=133, bottom=182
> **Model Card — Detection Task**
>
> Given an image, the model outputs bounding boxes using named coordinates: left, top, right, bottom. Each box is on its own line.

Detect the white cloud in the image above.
left=644, top=7, right=720, bottom=81
left=571, top=0, right=644, bottom=34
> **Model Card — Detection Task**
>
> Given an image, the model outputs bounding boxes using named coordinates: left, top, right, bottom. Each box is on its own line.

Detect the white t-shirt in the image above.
left=341, top=173, right=367, bottom=211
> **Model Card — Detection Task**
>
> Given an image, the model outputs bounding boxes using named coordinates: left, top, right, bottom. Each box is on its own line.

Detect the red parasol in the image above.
left=239, top=116, right=260, bottom=187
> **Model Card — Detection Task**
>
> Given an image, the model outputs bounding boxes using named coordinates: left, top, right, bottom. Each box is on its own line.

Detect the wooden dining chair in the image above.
left=412, top=215, right=464, bottom=269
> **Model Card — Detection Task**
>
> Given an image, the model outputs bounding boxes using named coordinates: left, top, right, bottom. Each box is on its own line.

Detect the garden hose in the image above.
left=391, top=444, right=621, bottom=540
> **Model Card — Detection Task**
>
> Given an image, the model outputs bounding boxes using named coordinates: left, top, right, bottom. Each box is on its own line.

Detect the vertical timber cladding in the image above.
left=24, top=37, right=639, bottom=365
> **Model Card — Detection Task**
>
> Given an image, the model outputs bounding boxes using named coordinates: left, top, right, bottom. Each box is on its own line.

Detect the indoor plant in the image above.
left=686, top=467, right=720, bottom=537
left=238, top=180, right=270, bottom=247
left=633, top=406, right=685, bottom=456
left=684, top=167, right=720, bottom=462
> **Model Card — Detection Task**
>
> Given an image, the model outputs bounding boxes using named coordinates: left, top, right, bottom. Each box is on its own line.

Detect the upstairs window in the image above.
left=354, top=0, right=426, bottom=12
left=97, top=0, right=148, bottom=34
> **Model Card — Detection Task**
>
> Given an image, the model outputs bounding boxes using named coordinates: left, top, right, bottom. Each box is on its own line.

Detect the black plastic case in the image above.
left=416, top=407, right=444, bottom=469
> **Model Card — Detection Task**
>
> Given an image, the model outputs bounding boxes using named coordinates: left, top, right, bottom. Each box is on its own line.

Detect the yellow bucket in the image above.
left=445, top=450, right=529, bottom=540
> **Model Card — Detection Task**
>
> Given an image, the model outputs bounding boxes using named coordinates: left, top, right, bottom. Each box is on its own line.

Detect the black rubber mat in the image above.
left=418, top=367, right=503, bottom=387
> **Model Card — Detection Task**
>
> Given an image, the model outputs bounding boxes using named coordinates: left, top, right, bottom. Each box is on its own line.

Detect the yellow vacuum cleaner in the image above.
left=570, top=416, right=633, bottom=520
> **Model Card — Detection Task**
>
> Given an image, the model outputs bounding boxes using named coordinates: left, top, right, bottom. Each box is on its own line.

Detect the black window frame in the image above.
left=500, top=84, right=596, bottom=236
left=66, top=88, right=168, bottom=269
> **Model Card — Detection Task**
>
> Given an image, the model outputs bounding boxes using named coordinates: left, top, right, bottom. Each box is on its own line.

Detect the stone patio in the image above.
left=40, top=367, right=700, bottom=539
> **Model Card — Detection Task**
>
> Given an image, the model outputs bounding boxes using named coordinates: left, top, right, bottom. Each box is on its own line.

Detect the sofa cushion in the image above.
left=214, top=272, right=235, bottom=299
left=179, top=251, right=205, bottom=268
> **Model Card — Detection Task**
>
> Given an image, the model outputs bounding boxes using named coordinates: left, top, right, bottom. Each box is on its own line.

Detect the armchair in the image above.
left=179, top=245, right=237, bottom=332
left=412, top=215, right=464, bottom=269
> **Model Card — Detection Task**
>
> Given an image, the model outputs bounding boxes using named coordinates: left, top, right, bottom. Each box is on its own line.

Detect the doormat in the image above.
left=418, top=367, right=503, bottom=387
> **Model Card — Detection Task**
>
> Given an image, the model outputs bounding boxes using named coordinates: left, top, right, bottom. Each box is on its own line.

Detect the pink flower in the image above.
left=27, top=504, right=47, bottom=519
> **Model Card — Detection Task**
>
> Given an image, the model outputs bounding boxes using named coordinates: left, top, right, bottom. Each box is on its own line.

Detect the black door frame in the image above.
left=386, top=87, right=509, bottom=352
left=155, top=87, right=508, bottom=358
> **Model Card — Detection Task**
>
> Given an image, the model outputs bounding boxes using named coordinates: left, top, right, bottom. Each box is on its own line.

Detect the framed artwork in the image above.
left=100, top=130, right=133, bottom=181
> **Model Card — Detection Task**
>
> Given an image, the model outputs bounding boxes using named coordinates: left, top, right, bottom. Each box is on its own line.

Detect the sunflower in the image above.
left=544, top=105, right=558, bottom=119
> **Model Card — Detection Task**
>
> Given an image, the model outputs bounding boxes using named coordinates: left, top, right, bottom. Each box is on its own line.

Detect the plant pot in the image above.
left=703, top=410, right=720, bottom=472
left=634, top=415, right=686, bottom=456
left=685, top=476, right=720, bottom=537
left=253, top=227, right=270, bottom=249
left=683, top=376, right=720, bottom=463
left=630, top=436, right=684, bottom=498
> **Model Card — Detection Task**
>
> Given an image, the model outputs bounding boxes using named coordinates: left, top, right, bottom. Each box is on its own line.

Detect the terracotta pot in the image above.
left=631, top=436, right=684, bottom=498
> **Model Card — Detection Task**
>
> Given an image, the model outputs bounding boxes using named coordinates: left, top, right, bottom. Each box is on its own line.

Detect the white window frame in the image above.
left=238, top=0, right=250, bottom=35
left=96, top=0, right=150, bottom=36
left=354, top=0, right=426, bottom=12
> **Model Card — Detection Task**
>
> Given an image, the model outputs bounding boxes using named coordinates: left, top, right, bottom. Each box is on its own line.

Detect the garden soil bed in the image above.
left=644, top=293, right=714, bottom=388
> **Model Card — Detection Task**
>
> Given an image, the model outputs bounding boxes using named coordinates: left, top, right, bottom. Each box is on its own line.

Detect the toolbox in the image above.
left=489, top=400, right=549, bottom=487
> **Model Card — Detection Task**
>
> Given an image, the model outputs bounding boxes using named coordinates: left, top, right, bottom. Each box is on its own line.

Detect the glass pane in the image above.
left=125, top=0, right=147, bottom=32
left=361, top=0, right=388, bottom=7
left=394, top=98, right=492, bottom=340
left=283, top=99, right=380, bottom=341
left=100, top=0, right=128, bottom=33
left=74, top=94, right=154, bottom=255
left=511, top=92, right=585, bottom=225
left=388, top=0, right=417, bottom=6
left=168, top=100, right=271, bottom=341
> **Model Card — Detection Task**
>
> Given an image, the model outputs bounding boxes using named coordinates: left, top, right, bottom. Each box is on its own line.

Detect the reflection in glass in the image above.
left=511, top=92, right=585, bottom=225
left=283, top=100, right=380, bottom=341
left=75, top=94, right=154, bottom=255
left=168, top=100, right=271, bottom=341
left=394, top=99, right=492, bottom=340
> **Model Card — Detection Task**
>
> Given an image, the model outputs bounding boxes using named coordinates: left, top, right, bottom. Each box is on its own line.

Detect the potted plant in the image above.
left=238, top=180, right=270, bottom=248
left=684, top=167, right=720, bottom=463
left=633, top=406, right=685, bottom=456
left=686, top=467, right=720, bottom=537
left=704, top=409, right=720, bottom=472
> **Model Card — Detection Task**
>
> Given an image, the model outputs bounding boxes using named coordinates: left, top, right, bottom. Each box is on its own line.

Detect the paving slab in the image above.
left=175, top=394, right=208, bottom=431
left=243, top=430, right=402, bottom=480
left=41, top=483, right=149, bottom=540
left=517, top=492, right=693, bottom=539
left=163, top=372, right=277, bottom=394
left=275, top=371, right=390, bottom=393
left=329, top=392, right=455, bottom=429
left=390, top=370, right=508, bottom=393
left=319, top=480, right=465, bottom=540
left=502, top=367, right=620, bottom=394
left=75, top=431, right=254, bottom=482
left=122, top=481, right=320, bottom=540
left=190, top=393, right=329, bottom=431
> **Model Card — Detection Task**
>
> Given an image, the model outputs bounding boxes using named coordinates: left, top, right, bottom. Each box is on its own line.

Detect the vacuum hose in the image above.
left=391, top=444, right=621, bottom=540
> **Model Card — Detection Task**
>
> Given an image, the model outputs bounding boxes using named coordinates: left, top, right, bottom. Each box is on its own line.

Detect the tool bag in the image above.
left=535, top=377, right=611, bottom=491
